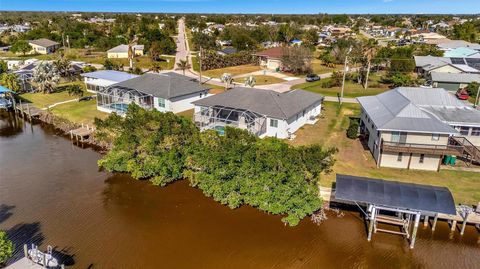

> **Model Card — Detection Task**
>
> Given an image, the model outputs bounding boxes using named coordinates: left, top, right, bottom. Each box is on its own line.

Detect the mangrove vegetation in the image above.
left=95, top=105, right=336, bottom=225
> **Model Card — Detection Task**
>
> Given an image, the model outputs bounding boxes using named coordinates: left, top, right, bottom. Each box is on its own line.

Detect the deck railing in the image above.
left=381, top=140, right=464, bottom=156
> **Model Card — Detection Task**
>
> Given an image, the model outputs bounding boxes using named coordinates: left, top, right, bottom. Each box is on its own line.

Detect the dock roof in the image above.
left=335, top=174, right=457, bottom=215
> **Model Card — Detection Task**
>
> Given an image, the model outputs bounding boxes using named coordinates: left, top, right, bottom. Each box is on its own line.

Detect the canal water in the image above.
left=0, top=113, right=479, bottom=269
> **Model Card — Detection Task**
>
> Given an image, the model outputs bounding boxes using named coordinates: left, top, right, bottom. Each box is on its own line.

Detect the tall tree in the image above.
left=32, top=62, right=60, bottom=93
left=176, top=59, right=191, bottom=76
left=10, top=40, right=32, bottom=56
left=0, top=73, right=21, bottom=92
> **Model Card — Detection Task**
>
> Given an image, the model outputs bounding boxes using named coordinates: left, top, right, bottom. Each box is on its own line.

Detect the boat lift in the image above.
left=335, top=174, right=458, bottom=249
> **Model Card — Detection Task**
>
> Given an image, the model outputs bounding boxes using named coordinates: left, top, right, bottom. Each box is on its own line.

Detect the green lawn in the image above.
left=203, top=64, right=262, bottom=79
left=291, top=101, right=480, bottom=205
left=293, top=73, right=390, bottom=98
left=50, top=99, right=108, bottom=124
left=20, top=81, right=93, bottom=109
left=311, top=59, right=343, bottom=75
left=234, top=75, right=284, bottom=85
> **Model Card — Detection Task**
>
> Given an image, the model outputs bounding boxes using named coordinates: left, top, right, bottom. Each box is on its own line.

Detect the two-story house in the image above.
left=357, top=87, right=480, bottom=171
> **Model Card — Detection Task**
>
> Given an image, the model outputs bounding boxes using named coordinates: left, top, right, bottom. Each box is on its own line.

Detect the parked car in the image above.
left=306, top=74, right=320, bottom=82
left=456, top=89, right=469, bottom=100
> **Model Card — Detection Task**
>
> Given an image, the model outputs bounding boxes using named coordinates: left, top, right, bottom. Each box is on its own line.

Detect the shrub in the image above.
left=346, top=117, right=360, bottom=139
left=0, top=230, right=13, bottom=266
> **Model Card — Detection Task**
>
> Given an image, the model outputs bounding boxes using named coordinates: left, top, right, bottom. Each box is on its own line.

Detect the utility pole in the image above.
left=199, top=46, right=203, bottom=85
left=340, top=46, right=352, bottom=105
left=475, top=85, right=480, bottom=108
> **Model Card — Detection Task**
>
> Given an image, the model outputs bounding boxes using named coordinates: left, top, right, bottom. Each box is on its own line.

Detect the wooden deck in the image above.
left=14, top=103, right=43, bottom=120
left=70, top=123, right=95, bottom=142
left=5, top=258, right=45, bottom=269
left=382, top=141, right=463, bottom=156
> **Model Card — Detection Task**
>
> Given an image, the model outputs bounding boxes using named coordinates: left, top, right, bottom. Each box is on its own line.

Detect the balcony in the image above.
left=381, top=140, right=464, bottom=156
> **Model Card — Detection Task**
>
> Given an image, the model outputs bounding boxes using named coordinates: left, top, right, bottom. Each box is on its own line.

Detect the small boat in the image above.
left=27, top=244, right=59, bottom=268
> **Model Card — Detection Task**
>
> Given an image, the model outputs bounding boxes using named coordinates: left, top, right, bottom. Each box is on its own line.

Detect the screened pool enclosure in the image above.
left=194, top=106, right=267, bottom=136
left=97, top=85, right=153, bottom=115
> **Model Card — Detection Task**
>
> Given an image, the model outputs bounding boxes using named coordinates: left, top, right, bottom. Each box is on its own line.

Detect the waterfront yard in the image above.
left=20, top=81, right=93, bottom=108
left=50, top=99, right=108, bottom=124
left=293, top=72, right=390, bottom=98
left=291, top=101, right=480, bottom=205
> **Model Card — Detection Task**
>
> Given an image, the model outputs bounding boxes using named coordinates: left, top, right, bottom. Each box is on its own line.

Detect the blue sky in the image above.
left=0, top=0, right=479, bottom=14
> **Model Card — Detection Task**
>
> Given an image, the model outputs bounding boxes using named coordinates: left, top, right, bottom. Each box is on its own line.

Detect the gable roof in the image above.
left=81, top=70, right=139, bottom=82
left=110, top=72, right=208, bottom=99
left=29, top=38, right=59, bottom=48
left=431, top=72, right=480, bottom=84
left=193, top=87, right=323, bottom=119
left=254, top=47, right=285, bottom=59
left=357, top=87, right=465, bottom=134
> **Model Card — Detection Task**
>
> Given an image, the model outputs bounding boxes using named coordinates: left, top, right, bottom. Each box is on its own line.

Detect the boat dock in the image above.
left=70, top=123, right=95, bottom=142
left=5, top=258, right=46, bottom=269
left=14, top=100, right=43, bottom=121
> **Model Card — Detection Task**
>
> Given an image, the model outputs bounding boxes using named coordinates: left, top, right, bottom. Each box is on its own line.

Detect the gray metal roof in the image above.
left=335, top=174, right=457, bottom=215
left=423, top=106, right=480, bottom=126
left=431, top=72, right=480, bottom=84
left=193, top=87, right=323, bottom=119
left=81, top=70, right=139, bottom=82
left=110, top=72, right=208, bottom=99
left=357, top=87, right=462, bottom=134
left=437, top=40, right=480, bottom=51
left=414, top=56, right=451, bottom=69
left=29, top=38, right=59, bottom=48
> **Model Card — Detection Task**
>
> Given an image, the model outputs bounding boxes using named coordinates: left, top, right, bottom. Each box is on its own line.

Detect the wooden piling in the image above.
left=460, top=212, right=469, bottom=235
left=23, top=244, right=28, bottom=259
left=451, top=220, right=457, bottom=231
left=26, top=103, right=31, bottom=121
left=410, top=213, right=421, bottom=249
left=432, top=214, right=438, bottom=231
left=423, top=216, right=429, bottom=227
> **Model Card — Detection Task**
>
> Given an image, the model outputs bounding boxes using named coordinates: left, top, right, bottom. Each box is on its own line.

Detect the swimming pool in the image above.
left=109, top=103, right=129, bottom=113
left=213, top=125, right=225, bottom=136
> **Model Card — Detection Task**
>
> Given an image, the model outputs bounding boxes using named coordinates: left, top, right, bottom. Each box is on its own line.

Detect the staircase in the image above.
left=450, top=136, right=480, bottom=165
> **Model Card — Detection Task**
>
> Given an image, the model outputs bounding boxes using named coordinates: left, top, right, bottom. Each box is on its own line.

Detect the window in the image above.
left=458, top=126, right=470, bottom=136
left=158, top=98, right=165, bottom=108
left=200, top=107, right=208, bottom=116
left=397, top=152, right=403, bottom=162
left=391, top=132, right=400, bottom=143
left=471, top=127, right=480, bottom=136
left=419, top=154, right=425, bottom=164
left=270, top=119, right=278, bottom=128
left=432, top=134, right=440, bottom=141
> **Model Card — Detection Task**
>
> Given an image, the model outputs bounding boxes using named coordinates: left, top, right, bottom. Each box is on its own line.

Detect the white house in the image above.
left=192, top=87, right=323, bottom=139
left=107, top=44, right=144, bottom=59
left=96, top=72, right=211, bottom=115
left=81, top=70, right=139, bottom=93
left=357, top=87, right=480, bottom=171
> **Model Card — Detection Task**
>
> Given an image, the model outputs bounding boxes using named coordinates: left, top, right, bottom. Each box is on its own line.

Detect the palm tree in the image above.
left=32, top=62, right=60, bottom=94
left=220, top=73, right=233, bottom=91
left=0, top=73, right=21, bottom=92
left=54, top=57, right=72, bottom=80
left=244, top=76, right=256, bottom=88
left=363, top=39, right=378, bottom=90
left=150, top=62, right=163, bottom=73
left=176, top=59, right=191, bottom=76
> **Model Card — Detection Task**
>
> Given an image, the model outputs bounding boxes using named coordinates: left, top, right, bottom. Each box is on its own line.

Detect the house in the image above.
left=357, top=87, right=480, bottom=171
left=414, top=56, right=480, bottom=76
left=430, top=72, right=480, bottom=91
left=192, top=87, right=323, bottom=139
left=96, top=72, right=211, bottom=115
left=107, top=44, right=144, bottom=59
left=254, top=47, right=285, bottom=70
left=81, top=70, right=139, bottom=93
left=28, top=38, right=60, bottom=55
left=290, top=39, right=303, bottom=46
left=438, top=40, right=480, bottom=52
left=444, top=47, right=480, bottom=58
left=217, top=47, right=237, bottom=56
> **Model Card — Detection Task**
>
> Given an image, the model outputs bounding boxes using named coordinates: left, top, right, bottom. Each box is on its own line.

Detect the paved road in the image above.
left=175, top=18, right=190, bottom=67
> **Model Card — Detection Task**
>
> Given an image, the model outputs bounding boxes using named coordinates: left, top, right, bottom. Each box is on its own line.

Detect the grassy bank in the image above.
left=291, top=101, right=480, bottom=204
